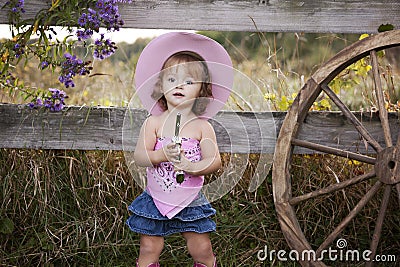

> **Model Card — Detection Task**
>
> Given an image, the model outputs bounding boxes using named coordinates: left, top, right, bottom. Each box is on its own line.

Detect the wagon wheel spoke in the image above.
left=397, top=133, right=400, bottom=209
left=321, top=84, right=383, bottom=152
left=366, top=185, right=392, bottom=267
left=397, top=131, right=400, bottom=206
left=291, top=139, right=376, bottom=165
left=289, top=171, right=376, bottom=205
left=370, top=50, right=393, bottom=147
left=396, top=184, right=400, bottom=207
left=397, top=122, right=400, bottom=147
left=316, top=181, right=383, bottom=255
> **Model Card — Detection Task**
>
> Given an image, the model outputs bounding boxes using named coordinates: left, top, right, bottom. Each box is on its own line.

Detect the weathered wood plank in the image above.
left=0, top=0, right=399, bottom=34
left=0, top=104, right=399, bottom=154
left=295, top=111, right=400, bottom=154
left=0, top=104, right=129, bottom=151
left=0, top=104, right=280, bottom=153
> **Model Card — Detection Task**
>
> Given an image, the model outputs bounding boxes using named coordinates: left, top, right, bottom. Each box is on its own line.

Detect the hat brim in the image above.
left=134, top=32, right=233, bottom=119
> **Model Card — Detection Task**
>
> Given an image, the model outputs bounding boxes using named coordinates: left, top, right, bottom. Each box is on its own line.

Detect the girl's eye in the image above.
left=185, top=80, right=193, bottom=85
left=167, top=77, right=176, bottom=83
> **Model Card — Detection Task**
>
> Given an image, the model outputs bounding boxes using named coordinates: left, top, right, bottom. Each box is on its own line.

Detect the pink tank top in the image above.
left=146, top=137, right=204, bottom=219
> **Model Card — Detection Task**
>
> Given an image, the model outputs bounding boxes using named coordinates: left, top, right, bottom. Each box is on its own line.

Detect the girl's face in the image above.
left=161, top=63, right=203, bottom=110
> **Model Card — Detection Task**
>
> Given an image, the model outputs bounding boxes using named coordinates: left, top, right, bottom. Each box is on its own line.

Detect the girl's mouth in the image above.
left=173, top=92, right=184, bottom=97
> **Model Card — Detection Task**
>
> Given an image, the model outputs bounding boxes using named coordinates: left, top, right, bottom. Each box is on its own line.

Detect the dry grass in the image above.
left=1, top=150, right=399, bottom=266
left=0, top=149, right=286, bottom=266
left=0, top=149, right=139, bottom=266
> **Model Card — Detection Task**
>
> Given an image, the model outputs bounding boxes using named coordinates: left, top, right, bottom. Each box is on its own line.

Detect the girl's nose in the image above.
left=175, top=81, right=184, bottom=89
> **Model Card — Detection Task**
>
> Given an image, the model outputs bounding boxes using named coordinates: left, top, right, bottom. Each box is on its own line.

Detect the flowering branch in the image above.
left=28, top=88, right=68, bottom=112
left=0, top=0, right=132, bottom=111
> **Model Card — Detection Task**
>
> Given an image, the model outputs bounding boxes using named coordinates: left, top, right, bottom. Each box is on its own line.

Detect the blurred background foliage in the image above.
left=1, top=31, right=362, bottom=108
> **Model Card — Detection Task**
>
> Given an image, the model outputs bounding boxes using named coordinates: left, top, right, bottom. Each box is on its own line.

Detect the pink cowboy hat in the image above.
left=134, top=32, right=233, bottom=119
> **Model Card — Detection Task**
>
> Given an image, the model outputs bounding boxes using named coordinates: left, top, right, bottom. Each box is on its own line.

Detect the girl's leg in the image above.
left=137, top=234, right=164, bottom=267
left=182, top=232, right=216, bottom=267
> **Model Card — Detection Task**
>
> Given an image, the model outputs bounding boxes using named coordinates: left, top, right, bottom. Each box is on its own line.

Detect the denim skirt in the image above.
left=126, top=191, right=216, bottom=236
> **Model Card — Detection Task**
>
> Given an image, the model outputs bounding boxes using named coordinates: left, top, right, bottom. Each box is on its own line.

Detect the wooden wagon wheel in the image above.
left=272, top=30, right=400, bottom=266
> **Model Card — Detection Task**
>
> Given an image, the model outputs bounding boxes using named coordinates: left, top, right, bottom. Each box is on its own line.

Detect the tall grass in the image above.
left=0, top=150, right=289, bottom=266
left=1, top=149, right=137, bottom=266
left=1, top=150, right=399, bottom=266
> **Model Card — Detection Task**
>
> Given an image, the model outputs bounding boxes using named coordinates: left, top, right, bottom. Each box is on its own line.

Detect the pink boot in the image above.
left=193, top=256, right=217, bottom=267
left=136, top=259, right=160, bottom=267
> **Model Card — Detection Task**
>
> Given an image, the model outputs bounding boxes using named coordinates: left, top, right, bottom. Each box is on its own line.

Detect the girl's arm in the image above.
left=174, top=121, right=221, bottom=176
left=133, top=116, right=168, bottom=167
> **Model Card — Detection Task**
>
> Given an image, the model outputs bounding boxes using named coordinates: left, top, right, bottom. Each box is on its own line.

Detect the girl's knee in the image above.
left=140, top=235, right=164, bottom=255
left=187, top=237, right=213, bottom=260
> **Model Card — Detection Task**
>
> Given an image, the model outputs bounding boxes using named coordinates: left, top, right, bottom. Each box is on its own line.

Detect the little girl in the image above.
left=126, top=32, right=233, bottom=267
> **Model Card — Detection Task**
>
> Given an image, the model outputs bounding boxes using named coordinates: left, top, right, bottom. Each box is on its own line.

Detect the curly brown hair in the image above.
left=151, top=51, right=213, bottom=116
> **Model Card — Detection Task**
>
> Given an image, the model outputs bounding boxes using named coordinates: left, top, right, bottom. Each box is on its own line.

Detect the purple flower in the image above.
left=13, top=43, right=25, bottom=58
left=6, top=0, right=25, bottom=13
left=76, top=29, right=95, bottom=41
left=49, top=88, right=59, bottom=97
left=52, top=100, right=64, bottom=112
left=36, top=98, right=43, bottom=106
left=76, top=8, right=101, bottom=39
left=49, top=88, right=67, bottom=101
left=93, top=34, right=117, bottom=60
left=79, top=67, right=89, bottom=75
left=40, top=60, right=49, bottom=69
left=44, top=98, right=52, bottom=108
left=59, top=53, right=92, bottom=88
left=96, top=0, right=106, bottom=9
left=59, top=90, right=67, bottom=99
left=78, top=15, right=87, bottom=27
left=27, top=97, right=44, bottom=109
left=75, top=0, right=125, bottom=41
left=28, top=88, right=68, bottom=112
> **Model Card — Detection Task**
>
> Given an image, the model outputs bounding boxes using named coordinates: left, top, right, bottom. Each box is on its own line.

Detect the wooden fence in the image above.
left=0, top=0, right=399, bottom=33
left=0, top=104, right=396, bottom=154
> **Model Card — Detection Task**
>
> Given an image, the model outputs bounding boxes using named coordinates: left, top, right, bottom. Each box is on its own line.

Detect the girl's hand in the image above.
left=173, top=150, right=192, bottom=172
left=163, top=142, right=182, bottom=163
left=164, top=142, right=192, bottom=172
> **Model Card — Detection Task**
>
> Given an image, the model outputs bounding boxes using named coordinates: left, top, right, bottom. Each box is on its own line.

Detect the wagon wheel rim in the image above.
left=272, top=30, right=400, bottom=266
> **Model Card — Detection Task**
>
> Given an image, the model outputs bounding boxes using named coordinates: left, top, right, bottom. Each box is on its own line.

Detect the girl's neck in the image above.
left=159, top=108, right=198, bottom=138
left=166, top=107, right=195, bottom=120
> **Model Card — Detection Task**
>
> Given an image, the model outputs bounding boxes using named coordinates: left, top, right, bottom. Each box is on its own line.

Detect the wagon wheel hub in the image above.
left=375, top=146, right=400, bottom=185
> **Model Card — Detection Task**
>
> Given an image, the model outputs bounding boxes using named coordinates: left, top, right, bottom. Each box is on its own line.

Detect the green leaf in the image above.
left=0, top=217, right=15, bottom=234
left=39, top=28, right=49, bottom=46
left=378, top=24, right=394, bottom=32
